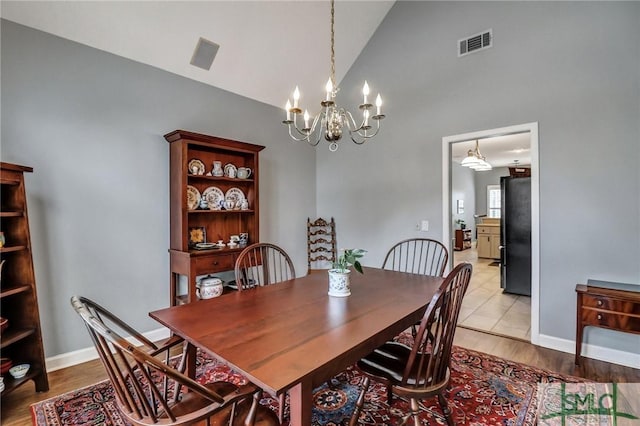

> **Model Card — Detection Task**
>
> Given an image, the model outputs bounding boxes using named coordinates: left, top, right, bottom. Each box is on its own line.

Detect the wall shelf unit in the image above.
left=0, top=162, right=49, bottom=397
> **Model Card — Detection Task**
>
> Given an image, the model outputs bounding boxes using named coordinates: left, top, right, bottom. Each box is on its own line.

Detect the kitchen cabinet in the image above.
left=477, top=224, right=500, bottom=259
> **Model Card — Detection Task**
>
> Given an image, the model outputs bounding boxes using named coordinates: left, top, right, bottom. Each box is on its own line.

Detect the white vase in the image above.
left=328, top=269, right=351, bottom=297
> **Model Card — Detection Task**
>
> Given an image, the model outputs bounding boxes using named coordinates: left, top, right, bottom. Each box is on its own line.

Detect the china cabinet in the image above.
left=0, top=162, right=49, bottom=395
left=164, top=130, right=264, bottom=305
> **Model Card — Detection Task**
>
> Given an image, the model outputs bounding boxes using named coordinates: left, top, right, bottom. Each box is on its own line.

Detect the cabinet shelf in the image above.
left=0, top=211, right=24, bottom=218
left=188, top=209, right=255, bottom=215
left=0, top=245, right=28, bottom=254
left=188, top=175, right=254, bottom=183
left=1, top=366, right=43, bottom=396
left=0, top=327, right=36, bottom=349
left=0, top=285, right=32, bottom=298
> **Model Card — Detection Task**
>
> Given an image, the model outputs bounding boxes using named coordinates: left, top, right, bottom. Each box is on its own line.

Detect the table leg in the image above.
left=185, top=342, right=197, bottom=379
left=288, top=381, right=313, bottom=426
left=575, top=292, right=583, bottom=366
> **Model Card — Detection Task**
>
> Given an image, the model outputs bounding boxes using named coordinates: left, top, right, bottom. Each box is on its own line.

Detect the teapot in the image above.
left=237, top=167, right=252, bottom=179
left=196, top=275, right=224, bottom=299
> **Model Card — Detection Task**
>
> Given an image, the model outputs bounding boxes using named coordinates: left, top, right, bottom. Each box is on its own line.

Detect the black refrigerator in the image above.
left=500, top=176, right=531, bottom=296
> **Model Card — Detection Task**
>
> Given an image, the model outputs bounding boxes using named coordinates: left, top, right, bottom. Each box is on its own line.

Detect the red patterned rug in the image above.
left=31, top=333, right=581, bottom=425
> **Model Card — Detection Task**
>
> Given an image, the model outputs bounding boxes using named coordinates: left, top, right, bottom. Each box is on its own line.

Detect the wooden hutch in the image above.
left=164, top=130, right=264, bottom=305
left=0, top=162, right=49, bottom=395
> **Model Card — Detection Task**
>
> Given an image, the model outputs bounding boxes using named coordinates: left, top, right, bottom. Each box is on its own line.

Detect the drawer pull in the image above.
left=213, top=261, right=219, bottom=265
left=597, top=300, right=603, bottom=306
left=597, top=314, right=602, bottom=320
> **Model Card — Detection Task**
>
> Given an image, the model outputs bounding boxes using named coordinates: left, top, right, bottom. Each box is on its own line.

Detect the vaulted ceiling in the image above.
left=2, top=1, right=531, bottom=166
left=1, top=1, right=394, bottom=109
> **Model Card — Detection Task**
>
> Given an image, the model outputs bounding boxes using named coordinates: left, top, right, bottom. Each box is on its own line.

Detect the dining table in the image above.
left=149, top=267, right=444, bottom=426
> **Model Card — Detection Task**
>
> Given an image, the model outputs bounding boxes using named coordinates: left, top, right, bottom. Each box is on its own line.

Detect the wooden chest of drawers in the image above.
left=575, top=284, right=640, bottom=365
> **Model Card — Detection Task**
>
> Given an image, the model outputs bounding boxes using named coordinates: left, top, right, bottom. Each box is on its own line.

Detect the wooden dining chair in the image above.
left=382, top=238, right=449, bottom=277
left=349, top=262, right=473, bottom=426
left=233, top=242, right=295, bottom=422
left=70, top=296, right=280, bottom=426
left=383, top=238, right=449, bottom=337
left=234, top=243, right=296, bottom=290
left=307, top=217, right=337, bottom=274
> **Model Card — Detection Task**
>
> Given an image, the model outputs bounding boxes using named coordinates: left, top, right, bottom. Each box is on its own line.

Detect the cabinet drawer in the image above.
left=477, top=225, right=500, bottom=235
left=581, top=309, right=640, bottom=333
left=582, top=294, right=640, bottom=315
left=195, top=254, right=235, bottom=274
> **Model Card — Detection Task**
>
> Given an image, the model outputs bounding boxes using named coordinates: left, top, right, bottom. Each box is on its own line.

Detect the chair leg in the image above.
left=387, top=383, right=393, bottom=406
left=348, top=377, right=370, bottom=426
left=437, top=393, right=455, bottom=426
left=410, top=398, right=421, bottom=426
left=278, top=393, right=285, bottom=424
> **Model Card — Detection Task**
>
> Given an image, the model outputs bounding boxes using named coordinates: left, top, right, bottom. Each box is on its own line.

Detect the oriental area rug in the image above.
left=31, top=335, right=581, bottom=426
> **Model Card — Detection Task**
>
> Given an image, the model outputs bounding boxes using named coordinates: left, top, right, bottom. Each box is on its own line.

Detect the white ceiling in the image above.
left=0, top=0, right=394, bottom=110
left=451, top=133, right=532, bottom=169
left=2, top=1, right=531, bottom=163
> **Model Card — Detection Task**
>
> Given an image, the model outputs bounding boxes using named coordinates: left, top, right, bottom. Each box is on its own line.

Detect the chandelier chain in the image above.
left=330, top=0, right=336, bottom=89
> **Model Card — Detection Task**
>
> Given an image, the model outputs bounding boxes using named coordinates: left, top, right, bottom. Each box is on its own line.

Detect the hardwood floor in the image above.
left=2, top=328, right=639, bottom=426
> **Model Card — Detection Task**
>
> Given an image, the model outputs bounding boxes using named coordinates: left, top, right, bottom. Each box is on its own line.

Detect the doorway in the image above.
left=442, top=122, right=539, bottom=344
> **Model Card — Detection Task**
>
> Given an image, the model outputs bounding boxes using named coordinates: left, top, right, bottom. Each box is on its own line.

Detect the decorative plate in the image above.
left=195, top=242, right=217, bottom=249
left=186, top=185, right=201, bottom=210
left=188, top=159, right=206, bottom=175
left=224, top=163, right=238, bottom=178
left=188, top=227, right=206, bottom=247
left=202, top=186, right=225, bottom=210
left=225, top=187, right=246, bottom=210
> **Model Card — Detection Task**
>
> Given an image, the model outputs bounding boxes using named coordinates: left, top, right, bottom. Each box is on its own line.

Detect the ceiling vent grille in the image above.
left=458, top=29, right=492, bottom=57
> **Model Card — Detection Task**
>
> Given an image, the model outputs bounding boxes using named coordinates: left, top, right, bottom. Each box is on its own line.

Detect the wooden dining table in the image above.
left=149, top=267, right=444, bottom=426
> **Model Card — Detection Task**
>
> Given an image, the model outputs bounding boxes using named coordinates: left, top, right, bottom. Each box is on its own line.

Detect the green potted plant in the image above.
left=328, top=249, right=366, bottom=297
left=456, top=219, right=466, bottom=230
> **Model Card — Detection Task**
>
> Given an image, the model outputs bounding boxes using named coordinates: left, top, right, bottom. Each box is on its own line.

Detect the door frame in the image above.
left=442, top=122, right=539, bottom=344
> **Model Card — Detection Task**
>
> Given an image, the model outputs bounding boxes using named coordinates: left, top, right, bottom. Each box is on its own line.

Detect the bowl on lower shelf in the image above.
left=9, top=363, right=30, bottom=379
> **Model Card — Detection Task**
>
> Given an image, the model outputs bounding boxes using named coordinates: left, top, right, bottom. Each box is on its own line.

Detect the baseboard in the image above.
left=538, top=333, right=640, bottom=369
left=45, top=327, right=171, bottom=372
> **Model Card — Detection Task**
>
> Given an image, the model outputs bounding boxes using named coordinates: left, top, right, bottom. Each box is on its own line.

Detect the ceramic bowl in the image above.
left=0, top=358, right=12, bottom=375
left=9, top=363, right=30, bottom=379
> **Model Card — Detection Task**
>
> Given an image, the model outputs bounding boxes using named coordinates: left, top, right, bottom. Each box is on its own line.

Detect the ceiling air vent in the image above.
left=458, top=29, right=492, bottom=57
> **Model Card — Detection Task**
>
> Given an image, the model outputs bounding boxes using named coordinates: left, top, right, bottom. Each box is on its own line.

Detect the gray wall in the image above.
left=1, top=20, right=316, bottom=356
left=317, top=2, right=640, bottom=355
left=451, top=163, right=476, bottom=239
left=474, top=167, right=509, bottom=216
left=3, top=2, right=640, bottom=361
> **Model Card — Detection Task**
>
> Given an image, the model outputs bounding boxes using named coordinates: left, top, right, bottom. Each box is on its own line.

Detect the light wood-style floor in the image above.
left=455, top=246, right=532, bottom=340
left=2, top=327, right=639, bottom=426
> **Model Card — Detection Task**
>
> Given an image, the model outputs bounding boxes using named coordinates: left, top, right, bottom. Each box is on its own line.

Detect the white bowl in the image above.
left=9, top=363, right=30, bottom=379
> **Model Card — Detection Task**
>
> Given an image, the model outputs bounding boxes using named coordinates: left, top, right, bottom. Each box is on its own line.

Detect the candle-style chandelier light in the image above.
left=282, top=0, right=385, bottom=152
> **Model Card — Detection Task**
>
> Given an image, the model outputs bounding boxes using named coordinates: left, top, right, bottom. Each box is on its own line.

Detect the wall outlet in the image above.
left=420, top=220, right=429, bottom=232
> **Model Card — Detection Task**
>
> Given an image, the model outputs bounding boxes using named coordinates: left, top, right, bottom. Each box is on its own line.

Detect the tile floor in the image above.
left=454, top=246, right=531, bottom=341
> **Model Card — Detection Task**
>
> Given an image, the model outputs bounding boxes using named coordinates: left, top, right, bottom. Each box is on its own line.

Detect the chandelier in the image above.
left=282, top=0, right=385, bottom=152
left=461, top=140, right=492, bottom=171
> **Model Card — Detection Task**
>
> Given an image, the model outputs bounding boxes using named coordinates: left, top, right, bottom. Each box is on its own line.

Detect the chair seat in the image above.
left=357, top=341, right=432, bottom=387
